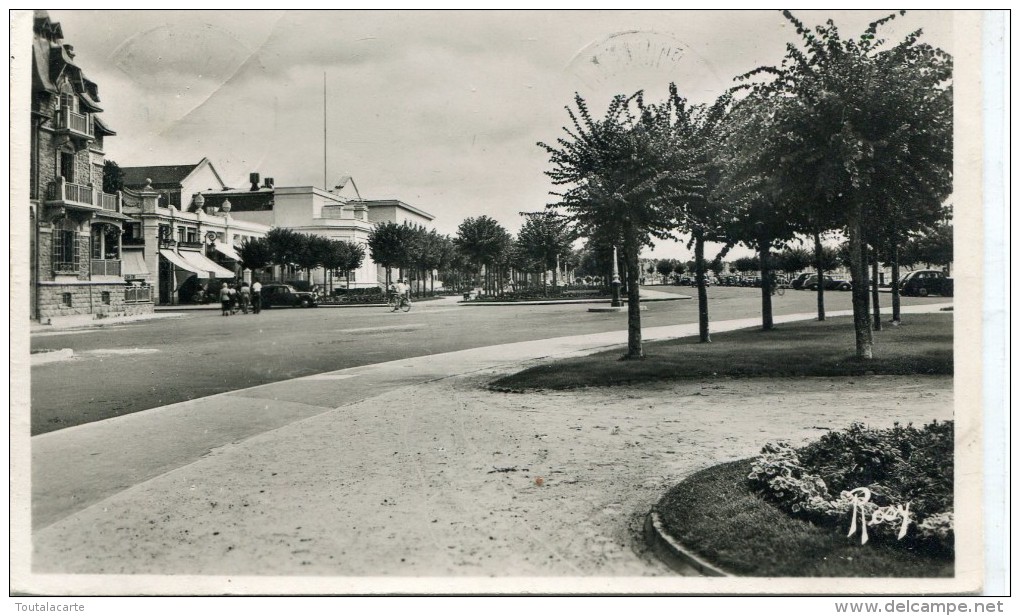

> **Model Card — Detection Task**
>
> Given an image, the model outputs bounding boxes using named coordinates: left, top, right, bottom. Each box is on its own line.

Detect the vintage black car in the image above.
left=260, top=284, right=318, bottom=308
left=802, top=274, right=852, bottom=291
left=790, top=272, right=813, bottom=290
left=899, top=270, right=953, bottom=297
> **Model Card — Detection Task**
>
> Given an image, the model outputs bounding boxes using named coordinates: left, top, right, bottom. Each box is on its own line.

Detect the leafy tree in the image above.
left=710, top=258, right=727, bottom=279
left=517, top=211, right=575, bottom=293
left=237, top=237, right=272, bottom=271
left=733, top=256, right=760, bottom=274
left=714, top=92, right=801, bottom=330
left=440, top=240, right=472, bottom=293
left=738, top=11, right=953, bottom=358
left=368, top=221, right=413, bottom=288
left=341, top=241, right=366, bottom=287
left=775, top=248, right=813, bottom=274
left=573, top=241, right=613, bottom=289
left=293, top=235, right=332, bottom=281
left=454, top=216, right=512, bottom=295
left=401, top=224, right=429, bottom=296
left=654, top=86, right=733, bottom=341
left=103, top=160, right=124, bottom=194
left=902, top=219, right=953, bottom=269
left=265, top=227, right=308, bottom=275
left=322, top=239, right=365, bottom=291
left=319, top=239, right=346, bottom=292
left=416, top=230, right=450, bottom=295
left=655, top=258, right=678, bottom=281
left=539, top=92, right=681, bottom=358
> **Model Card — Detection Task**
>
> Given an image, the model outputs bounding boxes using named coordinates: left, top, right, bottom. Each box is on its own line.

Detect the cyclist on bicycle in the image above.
left=389, top=279, right=411, bottom=308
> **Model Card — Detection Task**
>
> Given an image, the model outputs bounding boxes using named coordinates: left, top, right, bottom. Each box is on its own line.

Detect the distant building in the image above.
left=200, top=173, right=436, bottom=289
left=28, top=11, right=151, bottom=324
left=120, top=157, right=226, bottom=209
left=119, top=178, right=270, bottom=305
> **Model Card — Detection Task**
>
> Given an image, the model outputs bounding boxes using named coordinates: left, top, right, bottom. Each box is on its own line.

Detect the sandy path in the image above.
left=33, top=372, right=953, bottom=577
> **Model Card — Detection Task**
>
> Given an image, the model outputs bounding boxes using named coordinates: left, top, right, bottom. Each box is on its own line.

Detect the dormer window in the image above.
left=60, top=93, right=76, bottom=113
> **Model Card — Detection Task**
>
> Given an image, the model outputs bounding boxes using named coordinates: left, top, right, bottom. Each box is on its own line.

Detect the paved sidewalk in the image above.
left=26, top=303, right=952, bottom=589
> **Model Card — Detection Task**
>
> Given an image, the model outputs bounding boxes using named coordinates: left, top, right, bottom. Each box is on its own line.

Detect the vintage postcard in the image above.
left=9, top=9, right=998, bottom=599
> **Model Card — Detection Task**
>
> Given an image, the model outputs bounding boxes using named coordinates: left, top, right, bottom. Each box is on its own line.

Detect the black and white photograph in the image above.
left=9, top=9, right=1002, bottom=600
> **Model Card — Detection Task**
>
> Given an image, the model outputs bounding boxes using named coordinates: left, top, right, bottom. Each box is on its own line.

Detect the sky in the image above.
left=38, top=9, right=954, bottom=260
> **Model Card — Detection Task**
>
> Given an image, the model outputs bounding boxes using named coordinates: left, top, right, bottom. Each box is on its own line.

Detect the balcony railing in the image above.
left=55, top=107, right=94, bottom=138
left=47, top=178, right=121, bottom=212
left=97, top=192, right=119, bottom=211
left=124, top=286, right=152, bottom=303
left=91, top=259, right=122, bottom=277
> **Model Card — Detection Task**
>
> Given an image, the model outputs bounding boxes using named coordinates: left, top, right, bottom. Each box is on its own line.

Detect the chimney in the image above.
left=63, top=44, right=75, bottom=59
left=264, top=177, right=275, bottom=189
left=249, top=172, right=260, bottom=191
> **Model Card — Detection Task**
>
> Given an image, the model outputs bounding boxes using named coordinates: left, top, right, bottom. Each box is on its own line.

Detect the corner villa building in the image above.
left=26, top=10, right=437, bottom=317
left=28, top=11, right=152, bottom=324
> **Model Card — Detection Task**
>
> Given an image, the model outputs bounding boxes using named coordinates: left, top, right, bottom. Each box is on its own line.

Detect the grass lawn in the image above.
left=656, top=459, right=954, bottom=577
left=490, top=314, right=952, bottom=391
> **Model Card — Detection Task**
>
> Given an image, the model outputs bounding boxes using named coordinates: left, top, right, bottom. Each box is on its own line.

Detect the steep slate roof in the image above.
left=121, top=163, right=202, bottom=189
left=92, top=115, right=115, bottom=136
left=32, top=10, right=112, bottom=128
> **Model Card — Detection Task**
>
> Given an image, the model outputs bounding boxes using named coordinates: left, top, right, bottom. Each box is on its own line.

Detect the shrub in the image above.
left=747, top=421, right=953, bottom=555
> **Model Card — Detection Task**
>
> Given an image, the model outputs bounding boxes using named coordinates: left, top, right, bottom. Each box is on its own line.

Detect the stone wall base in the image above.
left=35, top=282, right=155, bottom=324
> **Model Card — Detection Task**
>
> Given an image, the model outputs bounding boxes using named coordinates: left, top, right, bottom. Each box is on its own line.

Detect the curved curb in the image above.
left=645, top=511, right=732, bottom=577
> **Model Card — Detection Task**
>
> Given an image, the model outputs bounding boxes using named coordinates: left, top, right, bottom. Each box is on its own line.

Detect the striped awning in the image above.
left=160, top=249, right=234, bottom=279
left=122, top=249, right=150, bottom=279
left=213, top=242, right=242, bottom=262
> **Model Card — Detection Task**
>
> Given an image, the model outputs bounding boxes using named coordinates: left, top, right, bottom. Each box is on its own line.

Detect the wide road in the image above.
left=29, top=286, right=947, bottom=435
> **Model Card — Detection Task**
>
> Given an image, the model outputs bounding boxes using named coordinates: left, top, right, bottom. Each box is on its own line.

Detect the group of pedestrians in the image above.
left=219, top=280, right=263, bottom=316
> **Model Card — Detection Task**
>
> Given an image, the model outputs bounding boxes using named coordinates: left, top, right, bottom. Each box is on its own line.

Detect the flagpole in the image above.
left=323, top=72, right=327, bottom=191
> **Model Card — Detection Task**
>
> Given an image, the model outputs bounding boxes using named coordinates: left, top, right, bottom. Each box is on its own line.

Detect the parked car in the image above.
left=803, top=274, right=852, bottom=291
left=679, top=275, right=712, bottom=286
left=285, top=280, right=321, bottom=297
left=790, top=273, right=813, bottom=290
left=260, top=283, right=318, bottom=308
left=899, top=270, right=953, bottom=297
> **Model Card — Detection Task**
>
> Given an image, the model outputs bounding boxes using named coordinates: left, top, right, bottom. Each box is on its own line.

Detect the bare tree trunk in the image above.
left=622, top=232, right=643, bottom=359
left=814, top=230, right=826, bottom=321
left=694, top=229, right=711, bottom=343
left=758, top=242, right=774, bottom=331
left=891, top=226, right=902, bottom=323
left=847, top=204, right=874, bottom=359
left=871, top=246, right=882, bottom=331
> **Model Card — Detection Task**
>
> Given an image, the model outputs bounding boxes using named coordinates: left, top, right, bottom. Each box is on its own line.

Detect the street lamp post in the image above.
left=610, top=246, right=622, bottom=308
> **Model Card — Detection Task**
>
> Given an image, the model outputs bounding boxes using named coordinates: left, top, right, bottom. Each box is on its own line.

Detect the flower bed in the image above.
left=747, top=421, right=953, bottom=555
